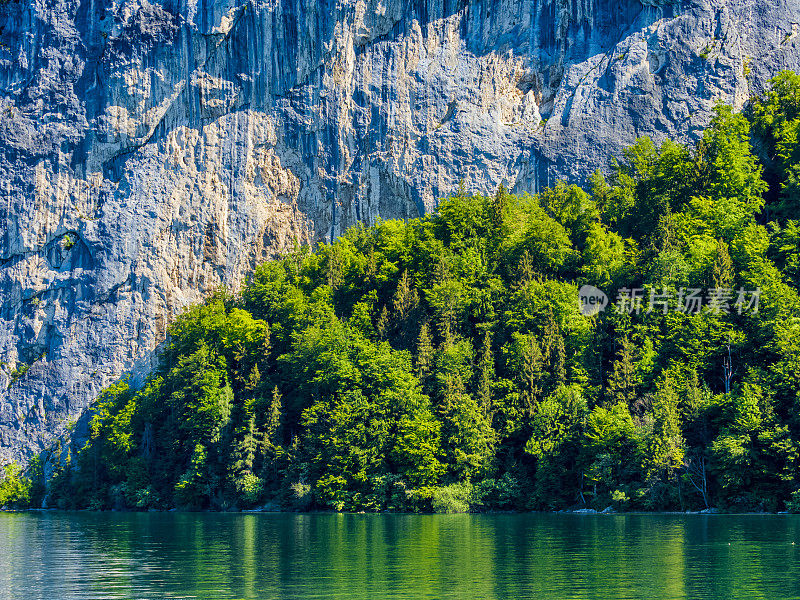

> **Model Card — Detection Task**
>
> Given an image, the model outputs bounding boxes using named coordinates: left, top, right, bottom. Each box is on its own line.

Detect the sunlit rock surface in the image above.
left=1, top=0, right=799, bottom=463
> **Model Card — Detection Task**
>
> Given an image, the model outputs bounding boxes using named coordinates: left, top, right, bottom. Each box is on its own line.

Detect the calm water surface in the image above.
left=0, top=512, right=798, bottom=599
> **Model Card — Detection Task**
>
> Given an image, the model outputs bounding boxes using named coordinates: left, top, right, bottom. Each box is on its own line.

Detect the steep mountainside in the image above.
left=0, top=0, right=799, bottom=464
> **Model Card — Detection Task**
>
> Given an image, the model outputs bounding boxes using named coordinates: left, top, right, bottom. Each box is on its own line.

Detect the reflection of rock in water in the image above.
left=0, top=0, right=799, bottom=464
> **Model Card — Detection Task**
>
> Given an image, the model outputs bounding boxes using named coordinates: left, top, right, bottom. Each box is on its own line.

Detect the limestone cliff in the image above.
left=0, top=0, right=799, bottom=463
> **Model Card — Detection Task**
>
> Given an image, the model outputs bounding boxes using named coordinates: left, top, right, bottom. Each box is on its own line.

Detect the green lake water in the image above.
left=0, top=512, right=798, bottom=599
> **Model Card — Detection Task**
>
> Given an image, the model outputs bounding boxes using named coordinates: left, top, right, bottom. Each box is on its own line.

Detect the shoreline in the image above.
left=2, top=508, right=796, bottom=516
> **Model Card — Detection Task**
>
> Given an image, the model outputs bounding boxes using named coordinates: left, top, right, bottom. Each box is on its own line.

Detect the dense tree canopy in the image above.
left=7, top=72, right=800, bottom=514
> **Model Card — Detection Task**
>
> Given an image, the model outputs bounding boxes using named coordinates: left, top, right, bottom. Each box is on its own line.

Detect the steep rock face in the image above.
left=0, top=0, right=798, bottom=463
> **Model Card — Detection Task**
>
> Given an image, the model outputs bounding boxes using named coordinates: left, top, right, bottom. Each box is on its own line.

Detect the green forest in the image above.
left=6, top=71, right=800, bottom=514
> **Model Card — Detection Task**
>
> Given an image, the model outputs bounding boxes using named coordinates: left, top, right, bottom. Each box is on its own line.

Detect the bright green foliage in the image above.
left=751, top=71, right=800, bottom=150
left=41, top=72, right=800, bottom=513
left=581, top=223, right=627, bottom=287
left=0, top=463, right=33, bottom=507
left=298, top=320, right=443, bottom=510
left=642, top=373, right=685, bottom=483
left=750, top=71, right=800, bottom=217
left=431, top=481, right=474, bottom=513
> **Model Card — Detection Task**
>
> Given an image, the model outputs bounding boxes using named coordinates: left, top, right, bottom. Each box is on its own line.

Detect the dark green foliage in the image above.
left=40, top=72, right=800, bottom=513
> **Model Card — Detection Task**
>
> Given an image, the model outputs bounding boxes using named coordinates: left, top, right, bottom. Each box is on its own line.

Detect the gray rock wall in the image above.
left=0, top=0, right=799, bottom=464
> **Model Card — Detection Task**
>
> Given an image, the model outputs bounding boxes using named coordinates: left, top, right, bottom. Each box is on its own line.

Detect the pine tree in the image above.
left=489, top=184, right=508, bottom=267
left=713, top=238, right=734, bottom=289
left=392, top=270, right=419, bottom=343
left=326, top=245, right=343, bottom=291
left=266, top=386, right=282, bottom=446
left=376, top=305, right=390, bottom=340
left=416, top=322, right=434, bottom=384
left=518, top=250, right=535, bottom=286
left=246, top=364, right=261, bottom=393
left=490, top=184, right=507, bottom=233
left=477, top=331, right=495, bottom=417
left=521, top=336, right=544, bottom=417
left=543, top=312, right=566, bottom=392
left=233, top=417, right=257, bottom=475
left=607, top=336, right=638, bottom=409
left=365, top=244, right=377, bottom=285
left=645, top=373, right=685, bottom=481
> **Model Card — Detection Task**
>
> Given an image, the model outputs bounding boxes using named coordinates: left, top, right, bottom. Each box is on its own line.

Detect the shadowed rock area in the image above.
left=0, top=0, right=799, bottom=464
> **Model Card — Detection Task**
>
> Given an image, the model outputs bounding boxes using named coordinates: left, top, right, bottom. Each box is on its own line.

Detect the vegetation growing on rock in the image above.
left=9, top=72, right=800, bottom=513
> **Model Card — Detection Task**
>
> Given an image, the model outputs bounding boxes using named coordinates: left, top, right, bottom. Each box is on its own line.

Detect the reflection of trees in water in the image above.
left=1, top=513, right=799, bottom=599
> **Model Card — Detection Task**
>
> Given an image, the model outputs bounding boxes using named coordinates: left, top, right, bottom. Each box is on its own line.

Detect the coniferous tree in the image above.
left=36, top=73, right=800, bottom=514
left=416, top=322, right=434, bottom=385
left=607, top=336, right=638, bottom=409
left=520, top=335, right=544, bottom=417
left=477, top=331, right=495, bottom=417
left=713, top=239, right=734, bottom=290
